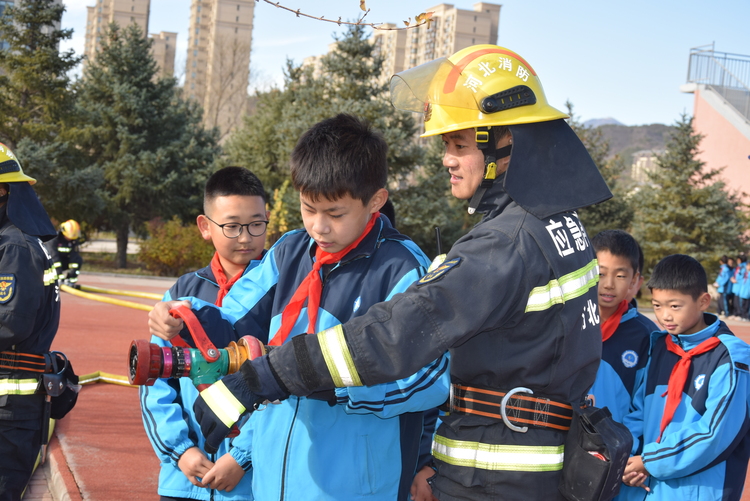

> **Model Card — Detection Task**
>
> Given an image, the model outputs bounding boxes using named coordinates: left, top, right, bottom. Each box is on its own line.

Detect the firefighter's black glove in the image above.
left=194, top=355, right=289, bottom=453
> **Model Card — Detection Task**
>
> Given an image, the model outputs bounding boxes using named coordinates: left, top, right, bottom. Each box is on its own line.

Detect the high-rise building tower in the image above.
left=150, top=31, right=177, bottom=79
left=185, top=0, right=255, bottom=139
left=84, top=0, right=150, bottom=66
left=0, top=0, right=64, bottom=50
left=372, top=2, right=501, bottom=81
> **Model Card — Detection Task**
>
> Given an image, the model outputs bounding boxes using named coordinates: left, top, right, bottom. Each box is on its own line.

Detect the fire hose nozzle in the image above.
left=127, top=335, right=266, bottom=387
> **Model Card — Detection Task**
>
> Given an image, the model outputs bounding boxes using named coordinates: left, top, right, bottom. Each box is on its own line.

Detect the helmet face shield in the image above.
left=390, top=45, right=569, bottom=137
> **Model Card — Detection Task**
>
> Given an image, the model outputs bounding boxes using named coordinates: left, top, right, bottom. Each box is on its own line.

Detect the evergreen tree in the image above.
left=30, top=23, right=219, bottom=268
left=0, top=0, right=80, bottom=149
left=566, top=102, right=634, bottom=237
left=631, top=114, right=746, bottom=275
left=225, top=25, right=463, bottom=254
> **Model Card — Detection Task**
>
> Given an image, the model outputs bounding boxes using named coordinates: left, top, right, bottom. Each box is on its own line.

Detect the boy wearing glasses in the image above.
left=141, top=166, right=269, bottom=501
left=149, top=114, right=450, bottom=500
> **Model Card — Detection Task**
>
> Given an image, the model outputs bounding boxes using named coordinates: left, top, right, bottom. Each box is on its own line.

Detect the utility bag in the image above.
left=43, top=352, right=80, bottom=420
left=559, top=406, right=633, bottom=501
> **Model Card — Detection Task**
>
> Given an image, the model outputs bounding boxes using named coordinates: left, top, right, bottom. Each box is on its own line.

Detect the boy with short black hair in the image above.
left=149, top=113, right=450, bottom=500
left=621, top=254, right=750, bottom=500
left=141, top=166, right=269, bottom=501
left=588, top=230, right=656, bottom=423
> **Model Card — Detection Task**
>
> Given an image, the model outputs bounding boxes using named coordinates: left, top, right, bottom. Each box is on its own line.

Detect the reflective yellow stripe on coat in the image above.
left=200, top=380, right=246, bottom=428
left=317, top=325, right=362, bottom=387
left=433, top=435, right=565, bottom=472
left=525, top=259, right=599, bottom=313
left=0, top=378, right=39, bottom=395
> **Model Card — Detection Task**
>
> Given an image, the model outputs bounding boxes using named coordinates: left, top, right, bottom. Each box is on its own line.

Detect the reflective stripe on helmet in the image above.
left=200, top=380, right=246, bottom=428
left=0, top=378, right=39, bottom=395
left=317, top=325, right=362, bottom=387
left=525, top=259, right=599, bottom=313
left=433, top=435, right=564, bottom=472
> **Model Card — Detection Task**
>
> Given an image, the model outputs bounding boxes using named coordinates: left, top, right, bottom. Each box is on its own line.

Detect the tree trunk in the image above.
left=116, top=223, right=129, bottom=269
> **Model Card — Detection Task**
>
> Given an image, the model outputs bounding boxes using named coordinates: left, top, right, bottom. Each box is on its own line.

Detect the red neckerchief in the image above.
left=657, top=335, right=721, bottom=443
left=210, top=251, right=244, bottom=307
left=270, top=213, right=380, bottom=347
left=601, top=300, right=629, bottom=342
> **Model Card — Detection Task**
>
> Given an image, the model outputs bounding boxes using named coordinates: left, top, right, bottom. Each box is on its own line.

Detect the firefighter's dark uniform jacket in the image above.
left=0, top=207, right=60, bottom=420
left=44, top=231, right=82, bottom=282
left=266, top=120, right=610, bottom=500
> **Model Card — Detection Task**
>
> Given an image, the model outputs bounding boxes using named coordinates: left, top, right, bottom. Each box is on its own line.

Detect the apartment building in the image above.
left=372, top=2, right=501, bottom=81
left=0, top=0, right=63, bottom=50
left=185, top=0, right=255, bottom=139
left=84, top=0, right=150, bottom=67
left=150, top=31, right=177, bottom=80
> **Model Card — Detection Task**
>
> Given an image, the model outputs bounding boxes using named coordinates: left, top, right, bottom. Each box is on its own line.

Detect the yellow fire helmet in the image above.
left=60, top=219, right=81, bottom=240
left=390, top=45, right=568, bottom=137
left=0, top=143, right=36, bottom=184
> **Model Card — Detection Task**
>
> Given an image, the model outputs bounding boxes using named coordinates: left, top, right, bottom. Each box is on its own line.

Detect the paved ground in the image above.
left=25, top=271, right=750, bottom=499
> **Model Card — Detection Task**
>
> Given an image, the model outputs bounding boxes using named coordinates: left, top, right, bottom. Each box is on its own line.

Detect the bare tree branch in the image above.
left=257, top=0, right=433, bottom=30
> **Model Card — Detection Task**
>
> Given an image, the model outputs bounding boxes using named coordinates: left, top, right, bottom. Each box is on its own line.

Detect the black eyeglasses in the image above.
left=205, top=215, right=269, bottom=238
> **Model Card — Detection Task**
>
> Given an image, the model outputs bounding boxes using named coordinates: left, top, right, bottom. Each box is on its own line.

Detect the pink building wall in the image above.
left=692, top=88, right=750, bottom=202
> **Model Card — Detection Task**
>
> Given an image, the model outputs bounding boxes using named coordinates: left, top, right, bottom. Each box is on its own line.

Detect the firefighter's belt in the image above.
left=448, top=383, right=573, bottom=432
left=0, top=350, right=48, bottom=373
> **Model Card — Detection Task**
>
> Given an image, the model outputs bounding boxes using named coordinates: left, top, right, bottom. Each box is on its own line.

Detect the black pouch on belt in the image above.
left=43, top=352, right=80, bottom=420
left=558, top=406, right=633, bottom=501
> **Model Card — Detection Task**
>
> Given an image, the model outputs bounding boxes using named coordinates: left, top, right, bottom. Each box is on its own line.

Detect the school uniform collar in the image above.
left=667, top=313, right=722, bottom=350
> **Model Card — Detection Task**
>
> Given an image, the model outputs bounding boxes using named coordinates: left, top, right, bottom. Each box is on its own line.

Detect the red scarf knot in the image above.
left=656, top=335, right=721, bottom=443
left=210, top=251, right=244, bottom=307
left=270, top=213, right=380, bottom=347
left=601, top=300, right=629, bottom=342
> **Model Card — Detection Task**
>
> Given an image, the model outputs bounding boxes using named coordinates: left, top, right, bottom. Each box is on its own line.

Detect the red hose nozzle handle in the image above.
left=169, top=304, right=220, bottom=362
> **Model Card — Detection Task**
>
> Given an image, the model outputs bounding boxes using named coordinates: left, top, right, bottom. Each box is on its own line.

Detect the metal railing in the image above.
left=687, top=44, right=750, bottom=121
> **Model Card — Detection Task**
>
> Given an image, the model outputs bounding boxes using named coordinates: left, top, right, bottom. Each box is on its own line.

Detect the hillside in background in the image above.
left=595, top=123, right=676, bottom=166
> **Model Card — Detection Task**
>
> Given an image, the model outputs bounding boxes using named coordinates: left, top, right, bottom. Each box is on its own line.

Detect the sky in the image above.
left=59, top=0, right=750, bottom=126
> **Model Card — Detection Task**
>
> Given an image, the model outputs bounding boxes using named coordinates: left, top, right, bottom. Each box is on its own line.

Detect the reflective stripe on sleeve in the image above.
left=525, top=259, right=599, bottom=313
left=433, top=435, right=564, bottom=472
left=317, top=325, right=362, bottom=387
left=0, top=378, right=39, bottom=395
left=44, top=267, right=58, bottom=285
left=200, top=380, right=246, bottom=428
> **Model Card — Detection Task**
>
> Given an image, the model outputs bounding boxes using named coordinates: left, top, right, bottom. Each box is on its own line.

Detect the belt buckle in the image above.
left=500, top=387, right=533, bottom=433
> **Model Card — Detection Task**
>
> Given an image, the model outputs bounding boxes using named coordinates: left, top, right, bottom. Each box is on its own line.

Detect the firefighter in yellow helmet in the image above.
left=156, top=45, right=613, bottom=500
left=45, top=219, right=84, bottom=288
left=0, top=143, right=69, bottom=501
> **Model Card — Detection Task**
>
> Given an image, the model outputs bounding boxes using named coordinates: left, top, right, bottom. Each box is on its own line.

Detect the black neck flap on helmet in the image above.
left=501, top=119, right=612, bottom=219
left=7, top=182, right=57, bottom=240
left=471, top=119, right=612, bottom=219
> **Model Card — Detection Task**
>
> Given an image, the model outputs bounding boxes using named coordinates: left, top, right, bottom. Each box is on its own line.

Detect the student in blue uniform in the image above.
left=713, top=255, right=732, bottom=317
left=730, top=254, right=747, bottom=320
left=622, top=254, right=750, bottom=500
left=150, top=114, right=450, bottom=501
left=588, top=230, right=656, bottom=424
left=141, top=167, right=269, bottom=501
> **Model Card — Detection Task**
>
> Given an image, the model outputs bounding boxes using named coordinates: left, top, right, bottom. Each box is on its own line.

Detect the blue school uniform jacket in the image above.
left=140, top=255, right=264, bottom=501
left=621, top=314, right=750, bottom=501
left=184, top=215, right=451, bottom=501
left=732, top=264, right=745, bottom=295
left=716, top=264, right=732, bottom=294
left=588, top=306, right=656, bottom=423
